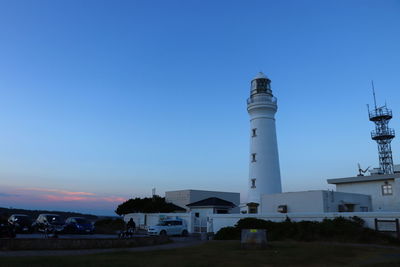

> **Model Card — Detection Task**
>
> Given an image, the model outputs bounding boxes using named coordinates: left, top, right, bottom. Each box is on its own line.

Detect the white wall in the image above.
left=261, top=191, right=372, bottom=213
left=261, top=191, right=324, bottom=213
left=125, top=211, right=400, bottom=234
left=189, top=207, right=215, bottom=217
left=209, top=212, right=400, bottom=233
left=336, top=178, right=399, bottom=211
left=165, top=190, right=191, bottom=210
left=324, top=191, right=372, bottom=212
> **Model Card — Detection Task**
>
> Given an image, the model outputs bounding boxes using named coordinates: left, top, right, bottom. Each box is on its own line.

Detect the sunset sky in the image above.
left=0, top=0, right=399, bottom=215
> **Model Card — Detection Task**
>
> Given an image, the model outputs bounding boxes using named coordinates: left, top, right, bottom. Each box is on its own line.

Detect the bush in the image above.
left=214, top=226, right=240, bottom=240
left=94, top=218, right=125, bottom=234
left=214, top=216, right=400, bottom=245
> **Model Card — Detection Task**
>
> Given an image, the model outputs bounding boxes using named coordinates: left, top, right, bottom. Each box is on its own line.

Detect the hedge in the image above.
left=214, top=216, right=400, bottom=245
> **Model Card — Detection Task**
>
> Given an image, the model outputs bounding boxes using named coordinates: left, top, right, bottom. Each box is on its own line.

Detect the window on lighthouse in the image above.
left=252, top=128, right=257, bottom=137
left=251, top=153, right=256, bottom=162
left=251, top=179, right=256, bottom=188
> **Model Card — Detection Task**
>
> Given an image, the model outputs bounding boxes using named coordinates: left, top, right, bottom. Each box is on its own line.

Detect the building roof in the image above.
left=186, top=197, right=236, bottom=208
left=166, top=189, right=239, bottom=194
left=168, top=203, right=187, bottom=212
left=327, top=173, right=400, bottom=185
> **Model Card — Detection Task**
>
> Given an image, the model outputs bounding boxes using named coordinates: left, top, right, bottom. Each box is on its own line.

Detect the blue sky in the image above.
left=0, top=0, right=399, bottom=215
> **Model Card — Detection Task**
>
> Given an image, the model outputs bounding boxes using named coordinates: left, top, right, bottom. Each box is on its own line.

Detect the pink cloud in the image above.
left=0, top=186, right=126, bottom=214
left=22, top=187, right=96, bottom=196
left=101, top=196, right=126, bottom=203
left=44, top=195, right=91, bottom=201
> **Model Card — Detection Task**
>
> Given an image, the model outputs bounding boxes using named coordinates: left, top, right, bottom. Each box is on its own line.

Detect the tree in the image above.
left=115, top=195, right=185, bottom=215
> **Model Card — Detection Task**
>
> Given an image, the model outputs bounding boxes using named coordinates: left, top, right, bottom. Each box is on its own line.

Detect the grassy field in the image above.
left=2, top=241, right=400, bottom=267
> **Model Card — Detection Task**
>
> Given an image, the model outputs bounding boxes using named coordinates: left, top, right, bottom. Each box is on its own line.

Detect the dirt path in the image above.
left=0, top=238, right=206, bottom=257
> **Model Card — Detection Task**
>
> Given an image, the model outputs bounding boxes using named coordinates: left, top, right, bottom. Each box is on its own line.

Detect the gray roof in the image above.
left=186, top=197, right=236, bottom=208
left=327, top=173, right=400, bottom=185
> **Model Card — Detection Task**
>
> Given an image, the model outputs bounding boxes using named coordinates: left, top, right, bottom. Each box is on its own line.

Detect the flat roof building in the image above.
left=328, top=173, right=400, bottom=211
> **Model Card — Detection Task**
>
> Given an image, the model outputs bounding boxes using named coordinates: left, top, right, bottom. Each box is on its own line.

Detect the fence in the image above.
left=124, top=211, right=400, bottom=235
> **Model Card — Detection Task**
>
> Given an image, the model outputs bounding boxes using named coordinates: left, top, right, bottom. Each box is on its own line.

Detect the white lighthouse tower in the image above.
left=247, top=72, right=282, bottom=213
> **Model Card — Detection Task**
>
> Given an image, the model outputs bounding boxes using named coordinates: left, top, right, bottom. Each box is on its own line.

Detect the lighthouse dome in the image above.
left=253, top=72, right=268, bottom=80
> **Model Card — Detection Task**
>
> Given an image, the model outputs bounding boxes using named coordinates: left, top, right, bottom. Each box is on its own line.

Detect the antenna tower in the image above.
left=368, top=81, right=395, bottom=174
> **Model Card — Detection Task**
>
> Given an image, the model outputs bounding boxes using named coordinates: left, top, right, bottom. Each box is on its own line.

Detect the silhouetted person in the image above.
left=127, top=218, right=136, bottom=235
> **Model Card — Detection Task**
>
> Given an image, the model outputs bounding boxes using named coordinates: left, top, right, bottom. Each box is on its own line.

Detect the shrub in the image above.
left=214, top=226, right=240, bottom=240
left=214, top=217, right=400, bottom=245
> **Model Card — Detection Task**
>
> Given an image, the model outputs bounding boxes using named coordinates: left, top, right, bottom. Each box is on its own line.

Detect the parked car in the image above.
left=32, top=214, right=64, bottom=234
left=147, top=219, right=188, bottom=236
left=8, top=214, right=33, bottom=233
left=0, top=222, right=16, bottom=238
left=63, top=217, right=94, bottom=234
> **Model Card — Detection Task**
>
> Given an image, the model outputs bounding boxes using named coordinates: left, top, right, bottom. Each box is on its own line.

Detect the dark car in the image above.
left=32, top=214, right=64, bottom=233
left=8, top=214, right=33, bottom=233
left=63, top=217, right=94, bottom=234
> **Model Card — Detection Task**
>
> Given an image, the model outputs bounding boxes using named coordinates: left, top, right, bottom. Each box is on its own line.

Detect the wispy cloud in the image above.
left=41, top=194, right=125, bottom=203
left=0, top=186, right=126, bottom=214
left=102, top=196, right=126, bottom=203
left=44, top=195, right=91, bottom=201
left=22, top=187, right=96, bottom=196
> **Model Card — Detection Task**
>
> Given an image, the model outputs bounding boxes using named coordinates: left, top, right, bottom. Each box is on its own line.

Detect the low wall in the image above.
left=210, top=212, right=400, bottom=233
left=0, top=236, right=169, bottom=251
left=124, top=213, right=193, bottom=232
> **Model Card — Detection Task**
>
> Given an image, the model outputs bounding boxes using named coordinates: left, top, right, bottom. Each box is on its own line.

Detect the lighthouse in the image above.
left=246, top=72, right=282, bottom=213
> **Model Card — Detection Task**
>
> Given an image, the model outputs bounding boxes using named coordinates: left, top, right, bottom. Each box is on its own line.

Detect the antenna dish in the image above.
left=357, top=163, right=371, bottom=176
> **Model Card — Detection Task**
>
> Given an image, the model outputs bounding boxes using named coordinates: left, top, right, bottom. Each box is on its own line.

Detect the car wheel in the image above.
left=181, top=230, right=188, bottom=237
left=159, top=230, right=167, bottom=236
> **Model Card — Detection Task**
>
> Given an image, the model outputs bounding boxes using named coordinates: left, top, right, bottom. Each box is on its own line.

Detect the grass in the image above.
left=2, top=241, right=400, bottom=267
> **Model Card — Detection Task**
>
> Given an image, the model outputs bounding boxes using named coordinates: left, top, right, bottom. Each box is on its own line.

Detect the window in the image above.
left=382, top=183, right=393, bottom=195
left=251, top=178, right=256, bottom=188
left=251, top=153, right=256, bottom=162
left=252, top=128, right=257, bottom=137
left=277, top=205, right=287, bottom=213
left=338, top=204, right=355, bottom=212
left=249, top=206, right=258, bottom=214
left=247, top=203, right=259, bottom=214
left=216, top=209, right=228, bottom=214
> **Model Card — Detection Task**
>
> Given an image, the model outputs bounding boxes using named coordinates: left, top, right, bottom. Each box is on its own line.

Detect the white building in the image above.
left=247, top=72, right=282, bottom=214
left=261, top=190, right=372, bottom=213
left=328, top=173, right=400, bottom=211
left=165, top=189, right=240, bottom=213
left=186, top=197, right=236, bottom=216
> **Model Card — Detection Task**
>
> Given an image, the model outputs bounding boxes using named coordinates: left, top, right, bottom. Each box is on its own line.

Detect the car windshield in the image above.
left=75, top=218, right=89, bottom=224
left=156, top=221, right=171, bottom=226
left=15, top=216, right=31, bottom=222
left=46, top=216, right=61, bottom=223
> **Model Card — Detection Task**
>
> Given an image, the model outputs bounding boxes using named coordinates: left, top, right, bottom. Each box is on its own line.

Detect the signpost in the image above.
left=241, top=229, right=267, bottom=249
left=374, top=218, right=400, bottom=239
